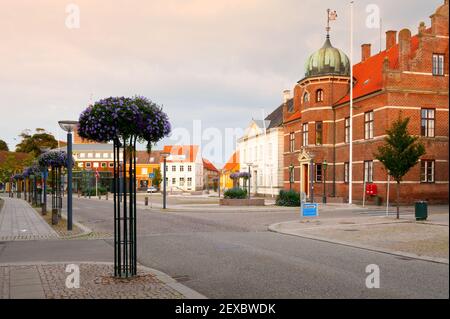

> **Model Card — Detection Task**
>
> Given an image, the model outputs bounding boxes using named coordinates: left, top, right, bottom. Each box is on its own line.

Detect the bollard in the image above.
left=99, top=194, right=101, bottom=200
left=106, top=192, right=108, bottom=200
left=145, top=197, right=148, bottom=206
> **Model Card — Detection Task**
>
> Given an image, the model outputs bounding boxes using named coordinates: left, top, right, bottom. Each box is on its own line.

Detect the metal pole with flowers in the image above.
left=38, top=150, right=71, bottom=225
left=13, top=174, right=23, bottom=199
left=78, top=96, right=171, bottom=278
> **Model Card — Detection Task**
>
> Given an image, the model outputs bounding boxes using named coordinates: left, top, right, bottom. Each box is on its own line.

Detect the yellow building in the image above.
left=220, top=151, right=239, bottom=190
left=136, top=150, right=162, bottom=190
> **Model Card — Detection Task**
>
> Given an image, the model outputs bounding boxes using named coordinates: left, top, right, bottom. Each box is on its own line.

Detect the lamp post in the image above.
left=322, top=160, right=328, bottom=204
left=309, top=152, right=316, bottom=203
left=246, top=162, right=253, bottom=199
left=58, top=120, right=78, bottom=231
left=289, top=164, right=294, bottom=191
left=160, top=152, right=170, bottom=209
left=39, top=147, right=50, bottom=214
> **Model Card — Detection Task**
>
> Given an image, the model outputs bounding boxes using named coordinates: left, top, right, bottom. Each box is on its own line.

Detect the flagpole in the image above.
left=349, top=1, right=354, bottom=205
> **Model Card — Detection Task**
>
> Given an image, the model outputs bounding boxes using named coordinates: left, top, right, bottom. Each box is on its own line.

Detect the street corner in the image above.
left=268, top=216, right=449, bottom=264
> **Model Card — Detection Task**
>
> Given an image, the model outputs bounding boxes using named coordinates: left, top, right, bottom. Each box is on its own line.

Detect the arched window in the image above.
left=316, top=89, right=324, bottom=102
left=303, top=92, right=309, bottom=103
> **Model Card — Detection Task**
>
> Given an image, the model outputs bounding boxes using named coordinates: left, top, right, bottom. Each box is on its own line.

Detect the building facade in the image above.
left=282, top=1, right=449, bottom=204
left=162, top=145, right=204, bottom=192
left=203, top=158, right=219, bottom=191
left=238, top=105, right=284, bottom=196
left=135, top=150, right=162, bottom=190
left=220, top=151, right=240, bottom=190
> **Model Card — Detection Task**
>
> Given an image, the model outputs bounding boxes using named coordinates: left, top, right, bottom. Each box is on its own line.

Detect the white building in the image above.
left=162, top=145, right=204, bottom=192
left=237, top=101, right=285, bottom=196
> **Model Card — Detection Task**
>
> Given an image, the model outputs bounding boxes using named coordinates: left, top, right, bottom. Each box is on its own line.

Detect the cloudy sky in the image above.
left=0, top=0, right=443, bottom=165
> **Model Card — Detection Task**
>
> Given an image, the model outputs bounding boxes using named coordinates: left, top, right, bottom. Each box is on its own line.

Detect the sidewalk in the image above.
left=269, top=214, right=449, bottom=264
left=0, top=262, right=206, bottom=299
left=0, top=197, right=58, bottom=241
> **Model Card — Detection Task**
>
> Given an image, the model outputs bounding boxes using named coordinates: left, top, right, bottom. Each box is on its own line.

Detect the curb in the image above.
left=268, top=222, right=449, bottom=265
left=0, top=261, right=207, bottom=299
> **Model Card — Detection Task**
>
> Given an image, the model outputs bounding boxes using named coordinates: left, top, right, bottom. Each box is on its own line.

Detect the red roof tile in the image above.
left=202, top=158, right=218, bottom=172
left=163, top=145, right=199, bottom=163
left=285, top=112, right=302, bottom=123
left=222, top=151, right=239, bottom=171
left=337, top=34, right=421, bottom=104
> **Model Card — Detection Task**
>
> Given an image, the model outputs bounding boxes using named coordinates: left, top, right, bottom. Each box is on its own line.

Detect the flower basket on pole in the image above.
left=78, top=96, right=171, bottom=278
left=38, top=150, right=71, bottom=224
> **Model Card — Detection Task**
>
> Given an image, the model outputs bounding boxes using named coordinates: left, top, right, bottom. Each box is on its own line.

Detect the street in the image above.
left=1, top=196, right=447, bottom=299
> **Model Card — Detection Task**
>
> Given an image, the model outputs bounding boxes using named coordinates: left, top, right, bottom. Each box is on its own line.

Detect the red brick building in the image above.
left=283, top=1, right=449, bottom=204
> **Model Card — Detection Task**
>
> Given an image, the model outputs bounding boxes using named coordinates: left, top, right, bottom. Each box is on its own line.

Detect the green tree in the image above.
left=0, top=153, right=33, bottom=183
left=374, top=116, right=426, bottom=219
left=0, top=140, right=8, bottom=151
left=15, top=129, right=58, bottom=156
left=152, top=168, right=162, bottom=189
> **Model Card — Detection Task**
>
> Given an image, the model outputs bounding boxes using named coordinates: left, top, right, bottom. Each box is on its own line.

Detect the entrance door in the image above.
left=303, top=164, right=309, bottom=196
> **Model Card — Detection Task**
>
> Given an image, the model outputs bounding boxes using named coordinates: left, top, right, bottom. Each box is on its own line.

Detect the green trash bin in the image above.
left=415, top=201, right=428, bottom=221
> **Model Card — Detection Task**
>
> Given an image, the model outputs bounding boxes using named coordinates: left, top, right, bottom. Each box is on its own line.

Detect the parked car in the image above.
left=147, top=186, right=158, bottom=193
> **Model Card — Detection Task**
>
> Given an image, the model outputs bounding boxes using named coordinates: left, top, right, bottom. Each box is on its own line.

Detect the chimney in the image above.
left=398, top=28, right=412, bottom=71
left=418, top=21, right=426, bottom=34
left=361, top=44, right=371, bottom=62
left=386, top=30, right=397, bottom=50
left=283, top=90, right=291, bottom=103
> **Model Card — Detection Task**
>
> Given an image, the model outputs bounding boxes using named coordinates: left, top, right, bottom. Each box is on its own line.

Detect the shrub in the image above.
left=82, top=186, right=108, bottom=196
left=224, top=188, right=247, bottom=199
left=276, top=190, right=300, bottom=207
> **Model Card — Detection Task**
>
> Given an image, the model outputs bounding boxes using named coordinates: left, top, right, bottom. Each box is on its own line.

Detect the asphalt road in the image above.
left=1, top=196, right=448, bottom=299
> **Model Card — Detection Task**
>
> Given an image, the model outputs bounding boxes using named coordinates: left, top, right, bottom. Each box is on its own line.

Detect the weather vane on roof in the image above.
left=327, top=9, right=338, bottom=38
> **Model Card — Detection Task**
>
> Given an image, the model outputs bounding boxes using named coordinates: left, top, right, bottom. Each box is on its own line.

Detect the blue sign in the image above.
left=301, top=203, right=319, bottom=217
left=148, top=173, right=155, bottom=179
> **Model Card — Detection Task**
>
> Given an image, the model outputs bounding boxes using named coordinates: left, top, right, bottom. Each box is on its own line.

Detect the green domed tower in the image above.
left=304, top=36, right=350, bottom=78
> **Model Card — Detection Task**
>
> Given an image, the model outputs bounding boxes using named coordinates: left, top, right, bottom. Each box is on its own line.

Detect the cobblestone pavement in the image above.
left=0, top=197, right=58, bottom=241
left=0, top=263, right=189, bottom=299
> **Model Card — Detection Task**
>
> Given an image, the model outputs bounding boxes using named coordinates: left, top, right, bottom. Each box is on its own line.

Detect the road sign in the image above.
left=301, top=203, right=319, bottom=218
left=148, top=173, right=155, bottom=179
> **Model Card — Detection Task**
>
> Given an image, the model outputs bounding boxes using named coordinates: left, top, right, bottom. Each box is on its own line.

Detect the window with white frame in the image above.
left=172, top=178, right=176, bottom=185
left=364, top=111, right=374, bottom=140
left=188, top=165, right=192, bottom=172
left=432, top=54, right=444, bottom=76
left=364, top=160, right=374, bottom=183
left=172, top=165, right=176, bottom=172
left=79, top=153, right=86, bottom=158
left=315, top=122, right=323, bottom=145
left=316, top=164, right=323, bottom=182
left=180, top=177, right=185, bottom=186
left=289, top=132, right=295, bottom=152
left=187, top=177, right=192, bottom=186
left=420, top=160, right=435, bottom=183
left=421, top=109, right=435, bottom=137
left=108, top=162, right=114, bottom=168
left=344, top=162, right=349, bottom=183
left=345, top=117, right=350, bottom=144
left=103, top=153, right=109, bottom=158
left=180, top=165, right=184, bottom=172
left=302, top=123, right=309, bottom=146
left=87, top=153, right=93, bottom=158
left=316, top=89, right=324, bottom=102
left=95, top=153, right=101, bottom=158
left=93, top=162, right=99, bottom=168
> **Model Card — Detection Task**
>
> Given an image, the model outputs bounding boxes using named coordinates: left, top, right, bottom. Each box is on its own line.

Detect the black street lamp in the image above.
left=322, top=160, right=328, bottom=204
left=58, top=120, right=78, bottom=231
left=161, top=152, right=170, bottom=209
left=289, top=164, right=294, bottom=191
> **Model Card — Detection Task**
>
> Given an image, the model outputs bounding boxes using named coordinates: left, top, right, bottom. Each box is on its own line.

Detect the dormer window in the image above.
left=316, top=89, right=324, bottom=102
left=303, top=92, right=309, bottom=103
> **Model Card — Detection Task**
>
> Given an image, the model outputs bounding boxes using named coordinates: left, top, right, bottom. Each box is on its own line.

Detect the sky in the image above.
left=0, top=0, right=444, bottom=166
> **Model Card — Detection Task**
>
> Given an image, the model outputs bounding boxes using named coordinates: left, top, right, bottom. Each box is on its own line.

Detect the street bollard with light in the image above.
left=161, top=152, right=170, bottom=209
left=58, top=120, right=78, bottom=231
left=322, top=160, right=328, bottom=204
